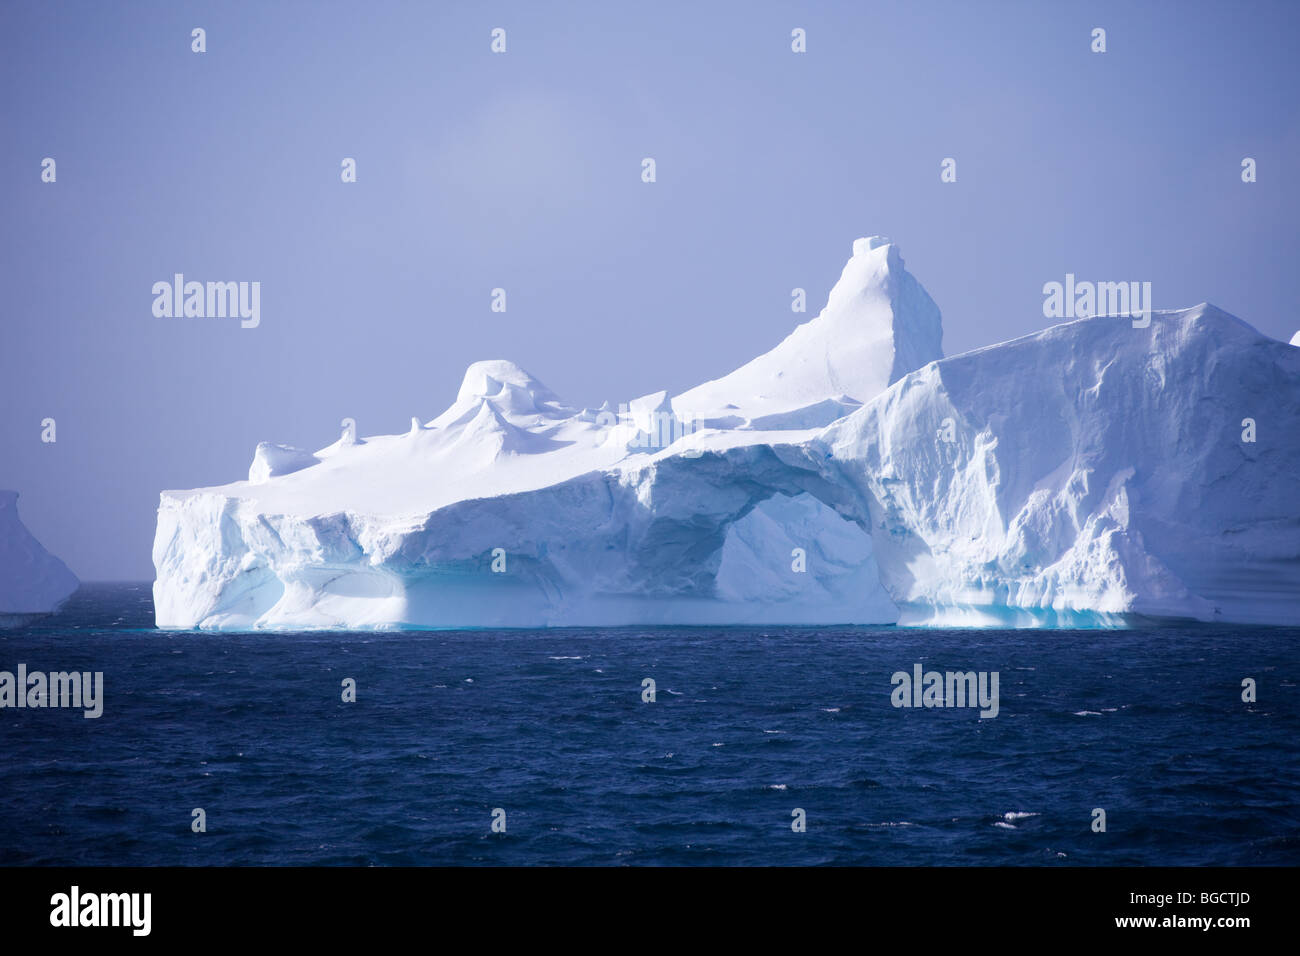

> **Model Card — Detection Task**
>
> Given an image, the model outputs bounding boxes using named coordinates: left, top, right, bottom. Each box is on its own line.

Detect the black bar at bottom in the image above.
left=0, top=866, right=1283, bottom=942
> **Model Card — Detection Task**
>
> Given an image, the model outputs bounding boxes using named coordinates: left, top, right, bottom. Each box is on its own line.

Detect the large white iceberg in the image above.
left=152, top=239, right=1299, bottom=629
left=1, top=491, right=79, bottom=627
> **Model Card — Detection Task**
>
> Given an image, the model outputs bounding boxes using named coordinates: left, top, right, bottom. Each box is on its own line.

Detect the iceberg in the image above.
left=0, top=491, right=79, bottom=627
left=152, top=239, right=1300, bottom=630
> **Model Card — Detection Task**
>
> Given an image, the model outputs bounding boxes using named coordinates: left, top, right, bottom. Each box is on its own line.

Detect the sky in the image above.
left=2, top=0, right=1298, bottom=581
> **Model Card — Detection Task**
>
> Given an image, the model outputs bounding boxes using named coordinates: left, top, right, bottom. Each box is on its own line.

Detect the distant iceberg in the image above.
left=1, top=491, right=79, bottom=627
left=152, top=238, right=1300, bottom=630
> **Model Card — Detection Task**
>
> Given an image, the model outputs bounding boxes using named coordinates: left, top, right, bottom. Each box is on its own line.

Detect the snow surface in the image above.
left=152, top=239, right=1299, bottom=630
left=0, top=490, right=79, bottom=625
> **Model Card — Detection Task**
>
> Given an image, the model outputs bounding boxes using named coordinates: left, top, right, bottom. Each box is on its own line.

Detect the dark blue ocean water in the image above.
left=0, top=584, right=1296, bottom=866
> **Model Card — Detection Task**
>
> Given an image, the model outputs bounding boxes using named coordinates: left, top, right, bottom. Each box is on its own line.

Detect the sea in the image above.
left=1, top=583, right=1296, bottom=866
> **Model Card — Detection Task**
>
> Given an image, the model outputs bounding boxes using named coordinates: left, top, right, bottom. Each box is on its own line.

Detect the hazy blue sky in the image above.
left=3, top=0, right=1297, bottom=580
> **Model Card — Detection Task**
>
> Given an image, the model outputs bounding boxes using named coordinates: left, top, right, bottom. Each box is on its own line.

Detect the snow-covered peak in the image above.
left=1290, top=330, right=1299, bottom=346
left=434, top=359, right=573, bottom=429
left=456, top=360, right=559, bottom=406
left=833, top=235, right=906, bottom=307
left=672, top=236, right=942, bottom=429
left=852, top=235, right=893, bottom=257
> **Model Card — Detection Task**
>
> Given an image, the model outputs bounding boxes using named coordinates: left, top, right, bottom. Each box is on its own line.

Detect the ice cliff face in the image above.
left=152, top=239, right=1299, bottom=630
left=820, top=305, right=1300, bottom=626
left=0, top=491, right=79, bottom=627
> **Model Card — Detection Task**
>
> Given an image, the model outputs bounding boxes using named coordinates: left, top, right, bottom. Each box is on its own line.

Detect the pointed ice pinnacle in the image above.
left=672, top=236, right=942, bottom=429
